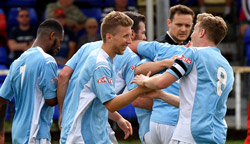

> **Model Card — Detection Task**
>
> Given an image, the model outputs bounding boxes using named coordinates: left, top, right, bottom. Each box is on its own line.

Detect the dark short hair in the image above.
left=37, top=18, right=64, bottom=37
left=169, top=4, right=195, bottom=21
left=17, top=7, right=29, bottom=15
left=123, top=11, right=146, bottom=34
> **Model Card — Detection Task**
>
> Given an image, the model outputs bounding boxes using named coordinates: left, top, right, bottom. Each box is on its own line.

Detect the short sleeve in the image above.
left=92, top=65, right=116, bottom=103
left=166, top=47, right=195, bottom=79
left=66, top=48, right=82, bottom=70
left=137, top=41, right=165, bottom=60
left=39, top=60, right=58, bottom=100
left=0, top=74, right=14, bottom=101
left=123, top=54, right=141, bottom=91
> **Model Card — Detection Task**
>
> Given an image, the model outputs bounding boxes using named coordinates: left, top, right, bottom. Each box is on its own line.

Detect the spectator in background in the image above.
left=102, top=0, right=138, bottom=21
left=45, top=0, right=87, bottom=33
left=76, top=18, right=101, bottom=50
left=8, top=8, right=36, bottom=64
left=53, top=8, right=77, bottom=67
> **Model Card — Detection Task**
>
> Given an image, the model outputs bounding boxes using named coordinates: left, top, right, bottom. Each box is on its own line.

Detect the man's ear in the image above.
left=200, top=29, right=206, bottom=38
left=106, top=33, right=112, bottom=42
left=167, top=19, right=171, bottom=27
left=131, top=29, right=135, bottom=40
left=49, top=32, right=56, bottom=40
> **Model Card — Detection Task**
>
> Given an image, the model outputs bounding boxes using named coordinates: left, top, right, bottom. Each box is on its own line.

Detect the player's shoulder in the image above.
left=78, top=41, right=102, bottom=53
left=34, top=47, right=56, bottom=64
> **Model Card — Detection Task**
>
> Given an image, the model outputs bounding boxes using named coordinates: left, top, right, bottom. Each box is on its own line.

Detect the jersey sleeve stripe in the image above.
left=170, top=66, right=183, bottom=78
left=170, top=60, right=187, bottom=78
left=176, top=59, right=187, bottom=71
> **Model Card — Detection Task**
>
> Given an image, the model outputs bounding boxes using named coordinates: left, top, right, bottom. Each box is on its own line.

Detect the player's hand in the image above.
left=0, top=129, right=5, bottom=144
left=131, top=71, right=151, bottom=86
left=171, top=55, right=178, bottom=60
left=58, top=114, right=62, bottom=130
left=117, top=118, right=133, bottom=139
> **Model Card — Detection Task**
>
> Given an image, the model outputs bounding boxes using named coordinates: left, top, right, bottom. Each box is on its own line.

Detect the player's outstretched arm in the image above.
left=135, top=58, right=176, bottom=76
left=132, top=72, right=177, bottom=90
left=105, top=86, right=152, bottom=113
left=108, top=111, right=133, bottom=139
left=143, top=90, right=179, bottom=108
left=57, top=66, right=74, bottom=129
left=0, top=97, right=8, bottom=144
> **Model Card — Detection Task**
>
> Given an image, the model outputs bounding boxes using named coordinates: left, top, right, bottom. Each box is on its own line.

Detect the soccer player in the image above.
left=131, top=5, right=194, bottom=144
left=57, top=11, right=146, bottom=143
left=132, top=13, right=234, bottom=143
left=59, top=11, right=150, bottom=144
left=0, top=19, right=64, bottom=144
left=58, top=41, right=133, bottom=144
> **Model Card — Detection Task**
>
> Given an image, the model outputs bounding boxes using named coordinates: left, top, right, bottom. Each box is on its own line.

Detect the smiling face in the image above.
left=168, top=13, right=193, bottom=44
left=111, top=26, right=132, bottom=55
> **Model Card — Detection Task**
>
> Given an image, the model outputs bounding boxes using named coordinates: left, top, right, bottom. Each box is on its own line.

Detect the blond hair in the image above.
left=101, top=11, right=134, bottom=42
left=197, top=13, right=227, bottom=45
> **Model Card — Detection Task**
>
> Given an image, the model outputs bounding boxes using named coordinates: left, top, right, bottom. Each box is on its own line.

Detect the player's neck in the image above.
left=101, top=43, right=116, bottom=61
left=198, top=40, right=216, bottom=47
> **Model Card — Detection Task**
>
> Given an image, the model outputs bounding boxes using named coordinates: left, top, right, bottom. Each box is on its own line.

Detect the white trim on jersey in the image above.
left=28, top=76, right=45, bottom=143
left=66, top=79, right=96, bottom=144
left=37, top=47, right=52, bottom=59
left=171, top=62, right=197, bottom=143
left=115, top=65, right=126, bottom=94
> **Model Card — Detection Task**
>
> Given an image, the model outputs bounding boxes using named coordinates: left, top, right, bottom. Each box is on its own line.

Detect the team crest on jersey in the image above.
left=108, top=78, right=113, bottom=84
left=97, top=76, right=107, bottom=84
left=51, top=77, right=58, bottom=82
left=178, top=54, right=191, bottom=65
left=130, top=65, right=135, bottom=71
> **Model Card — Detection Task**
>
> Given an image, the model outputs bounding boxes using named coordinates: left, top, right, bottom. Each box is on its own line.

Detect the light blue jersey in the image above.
left=0, top=47, right=58, bottom=143
left=60, top=41, right=141, bottom=143
left=61, top=41, right=139, bottom=125
left=137, top=41, right=186, bottom=126
left=113, top=48, right=140, bottom=94
left=61, top=48, right=116, bottom=144
left=134, top=107, right=152, bottom=143
left=167, top=47, right=234, bottom=143
left=130, top=58, right=151, bottom=143
left=61, top=41, right=102, bottom=127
